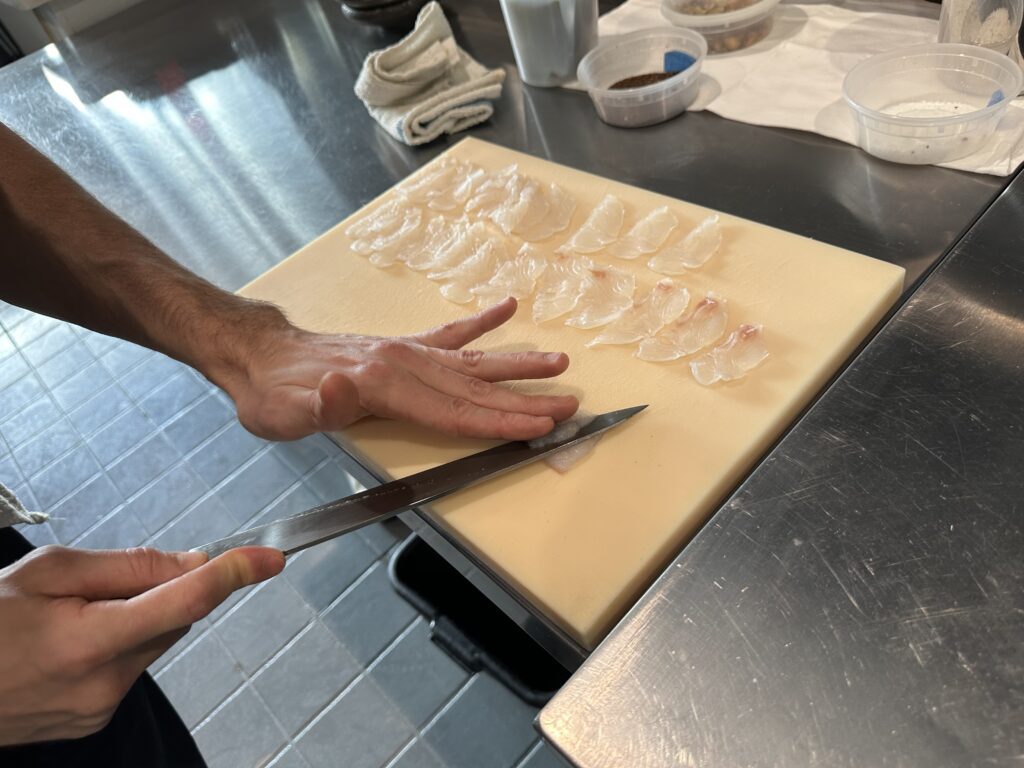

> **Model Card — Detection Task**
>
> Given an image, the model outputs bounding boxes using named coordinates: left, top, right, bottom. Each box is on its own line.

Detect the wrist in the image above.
left=195, top=299, right=296, bottom=398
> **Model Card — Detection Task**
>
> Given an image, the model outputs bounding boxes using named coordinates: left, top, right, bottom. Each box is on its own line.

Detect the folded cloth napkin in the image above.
left=355, top=1, right=506, bottom=146
left=584, top=0, right=1024, bottom=176
left=0, top=483, right=46, bottom=528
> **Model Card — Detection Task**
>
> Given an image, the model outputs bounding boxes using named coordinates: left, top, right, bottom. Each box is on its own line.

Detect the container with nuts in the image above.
left=662, top=0, right=781, bottom=54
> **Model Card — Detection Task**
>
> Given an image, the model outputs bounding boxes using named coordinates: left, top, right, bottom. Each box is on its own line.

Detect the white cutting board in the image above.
left=241, top=138, right=904, bottom=648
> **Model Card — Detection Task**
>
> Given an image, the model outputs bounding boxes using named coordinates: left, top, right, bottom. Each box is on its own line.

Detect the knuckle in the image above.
left=356, top=359, right=391, bottom=385
left=124, top=547, right=162, bottom=582
left=458, top=348, right=484, bottom=369
left=467, top=377, right=492, bottom=398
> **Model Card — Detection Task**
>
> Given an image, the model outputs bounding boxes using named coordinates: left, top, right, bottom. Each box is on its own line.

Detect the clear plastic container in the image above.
left=843, top=43, right=1023, bottom=165
left=661, top=0, right=781, bottom=54
left=576, top=27, right=707, bottom=127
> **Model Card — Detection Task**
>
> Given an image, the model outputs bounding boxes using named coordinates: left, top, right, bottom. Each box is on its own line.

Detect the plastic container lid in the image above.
left=662, top=0, right=780, bottom=30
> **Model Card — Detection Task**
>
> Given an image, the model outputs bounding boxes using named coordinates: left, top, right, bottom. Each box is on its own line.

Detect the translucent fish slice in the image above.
left=398, top=159, right=462, bottom=208
left=636, top=293, right=728, bottom=361
left=608, top=206, right=679, bottom=260
left=472, top=244, right=549, bottom=306
left=404, top=218, right=472, bottom=272
left=372, top=215, right=450, bottom=269
left=557, top=194, right=625, bottom=254
left=648, top=214, right=722, bottom=274
left=532, top=254, right=591, bottom=324
left=425, top=222, right=493, bottom=280
left=528, top=409, right=600, bottom=473
left=465, top=165, right=519, bottom=217
left=515, top=183, right=576, bottom=242
left=690, top=324, right=769, bottom=386
left=344, top=199, right=408, bottom=243
left=564, top=265, right=636, bottom=330
left=490, top=178, right=548, bottom=237
left=434, top=239, right=505, bottom=305
left=350, top=206, right=422, bottom=257
left=587, top=279, right=690, bottom=347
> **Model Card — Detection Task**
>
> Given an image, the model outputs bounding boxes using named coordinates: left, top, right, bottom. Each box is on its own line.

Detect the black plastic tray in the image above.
left=388, top=534, right=570, bottom=706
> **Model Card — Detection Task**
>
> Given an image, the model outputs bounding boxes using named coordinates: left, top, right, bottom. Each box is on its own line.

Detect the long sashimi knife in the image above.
left=194, top=405, right=646, bottom=559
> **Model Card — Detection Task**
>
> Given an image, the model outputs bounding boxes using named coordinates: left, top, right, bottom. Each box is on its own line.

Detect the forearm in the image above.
left=0, top=121, right=288, bottom=390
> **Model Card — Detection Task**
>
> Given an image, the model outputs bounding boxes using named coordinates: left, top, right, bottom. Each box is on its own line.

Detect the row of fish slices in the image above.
left=345, top=167, right=766, bottom=384
left=396, top=157, right=577, bottom=243
left=557, top=193, right=724, bottom=275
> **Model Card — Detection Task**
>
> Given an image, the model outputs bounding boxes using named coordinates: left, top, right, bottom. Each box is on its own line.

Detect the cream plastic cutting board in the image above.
left=241, top=138, right=904, bottom=648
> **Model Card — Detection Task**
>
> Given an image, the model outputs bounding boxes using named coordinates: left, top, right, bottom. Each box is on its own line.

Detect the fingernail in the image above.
left=546, top=353, right=564, bottom=363
left=174, top=550, right=208, bottom=570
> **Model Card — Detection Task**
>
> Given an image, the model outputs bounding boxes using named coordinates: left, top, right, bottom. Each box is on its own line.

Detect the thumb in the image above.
left=310, top=370, right=364, bottom=431
left=20, top=545, right=207, bottom=600
left=92, top=547, right=285, bottom=656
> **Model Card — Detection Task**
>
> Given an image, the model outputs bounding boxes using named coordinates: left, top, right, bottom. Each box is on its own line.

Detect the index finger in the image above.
left=411, top=297, right=518, bottom=350
left=87, top=547, right=284, bottom=656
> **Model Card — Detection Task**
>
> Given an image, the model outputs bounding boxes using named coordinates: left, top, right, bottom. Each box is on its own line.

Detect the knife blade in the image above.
left=194, top=405, right=646, bottom=559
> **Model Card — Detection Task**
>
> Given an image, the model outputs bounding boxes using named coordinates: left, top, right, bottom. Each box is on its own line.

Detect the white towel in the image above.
left=355, top=2, right=506, bottom=146
left=0, top=483, right=46, bottom=528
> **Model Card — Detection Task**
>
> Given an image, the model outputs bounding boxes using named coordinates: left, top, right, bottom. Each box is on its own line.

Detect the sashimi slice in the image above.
left=344, top=200, right=408, bottom=243
left=637, top=293, right=728, bottom=361
left=564, top=265, right=635, bottom=329
left=404, top=218, right=473, bottom=272
left=465, top=165, right=519, bottom=217
left=490, top=178, right=548, bottom=236
left=587, top=279, right=690, bottom=347
left=371, top=215, right=451, bottom=268
left=648, top=214, right=722, bottom=274
left=398, top=159, right=463, bottom=208
left=608, top=206, right=679, bottom=260
left=432, top=238, right=506, bottom=305
left=350, top=206, right=422, bottom=257
left=471, top=244, right=548, bottom=306
left=690, top=324, right=769, bottom=385
left=557, top=194, right=625, bottom=254
left=528, top=409, right=600, bottom=473
left=532, top=254, right=591, bottom=324
left=515, top=184, right=576, bottom=242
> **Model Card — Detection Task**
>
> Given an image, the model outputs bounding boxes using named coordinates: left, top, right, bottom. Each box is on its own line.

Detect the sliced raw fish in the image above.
left=557, top=194, right=625, bottom=254
left=345, top=200, right=409, bottom=243
left=490, top=178, right=548, bottom=236
left=350, top=206, right=422, bottom=257
left=398, top=159, right=460, bottom=206
left=465, top=165, right=519, bottom=217
left=564, top=265, right=636, bottom=329
left=528, top=409, right=600, bottom=473
left=648, top=214, right=722, bottom=274
left=431, top=238, right=507, bottom=304
left=472, top=244, right=548, bottom=306
left=409, top=219, right=486, bottom=274
left=690, top=324, right=768, bottom=385
left=587, top=279, right=690, bottom=347
left=532, top=254, right=592, bottom=324
left=608, top=206, right=678, bottom=260
left=637, top=293, right=728, bottom=361
left=370, top=215, right=450, bottom=268
left=515, top=184, right=576, bottom=242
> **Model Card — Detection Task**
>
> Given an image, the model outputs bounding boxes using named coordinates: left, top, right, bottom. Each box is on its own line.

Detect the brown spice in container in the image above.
left=610, top=72, right=676, bottom=90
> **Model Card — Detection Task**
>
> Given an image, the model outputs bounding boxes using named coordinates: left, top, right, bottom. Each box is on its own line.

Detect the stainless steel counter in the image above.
left=540, top=174, right=1024, bottom=766
left=1, top=0, right=1020, bottom=762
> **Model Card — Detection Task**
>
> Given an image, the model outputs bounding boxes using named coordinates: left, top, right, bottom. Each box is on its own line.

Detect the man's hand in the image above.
left=227, top=298, right=579, bottom=442
left=0, top=544, right=284, bottom=746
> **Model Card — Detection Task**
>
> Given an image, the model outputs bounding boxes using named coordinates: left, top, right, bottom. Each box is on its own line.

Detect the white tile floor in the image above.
left=0, top=304, right=571, bottom=768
